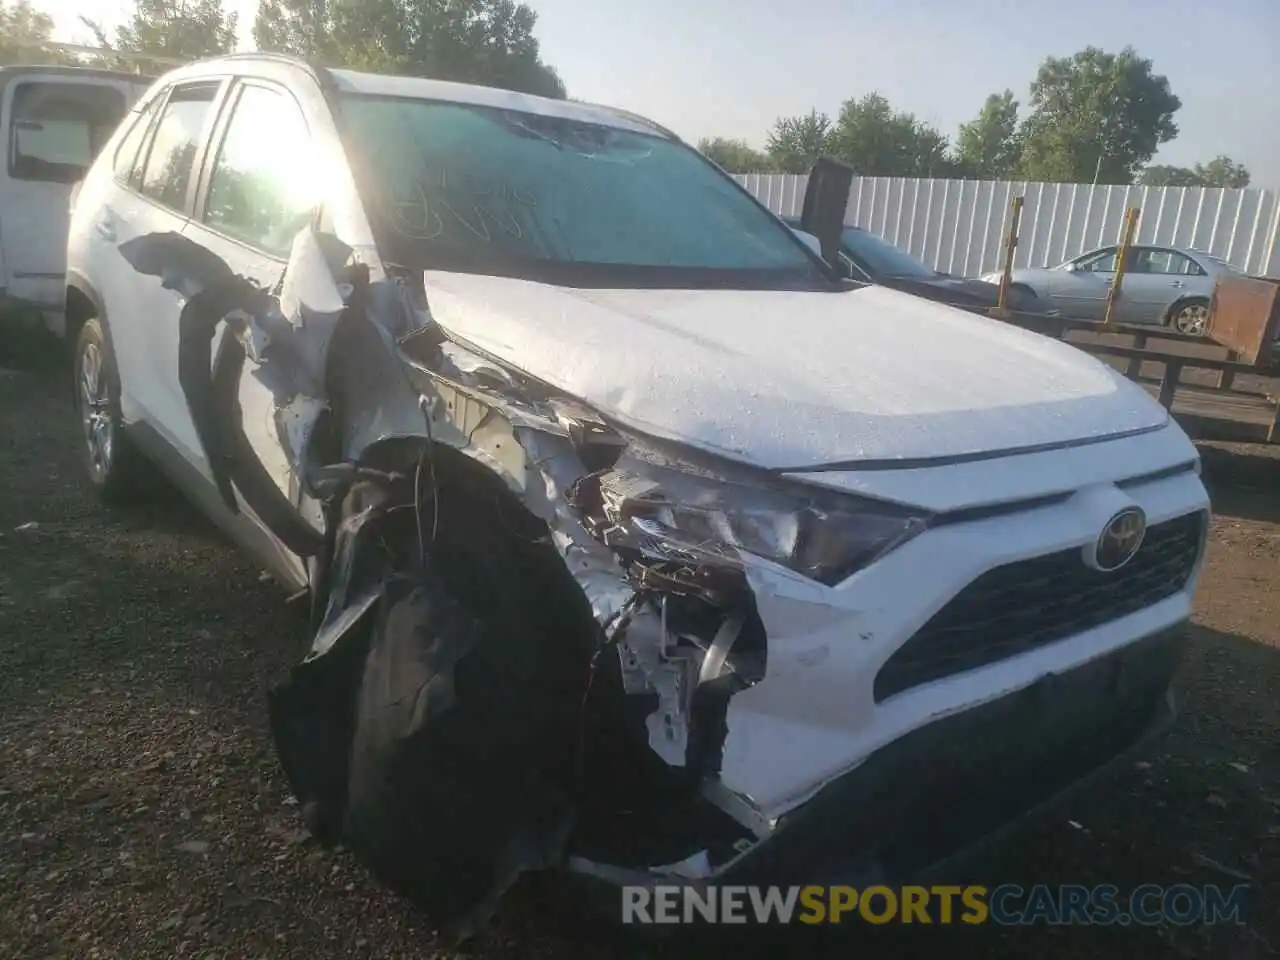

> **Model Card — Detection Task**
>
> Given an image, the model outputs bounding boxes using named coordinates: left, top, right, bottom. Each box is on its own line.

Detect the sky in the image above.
left=42, top=0, right=1280, bottom=187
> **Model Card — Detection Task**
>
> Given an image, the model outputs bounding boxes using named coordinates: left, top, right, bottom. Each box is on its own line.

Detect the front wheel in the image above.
left=1168, top=299, right=1209, bottom=336
left=73, top=318, right=147, bottom=503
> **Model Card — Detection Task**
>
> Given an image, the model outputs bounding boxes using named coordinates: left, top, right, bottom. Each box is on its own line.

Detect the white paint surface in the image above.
left=423, top=271, right=1169, bottom=470
left=720, top=466, right=1209, bottom=819
left=787, top=422, right=1200, bottom=513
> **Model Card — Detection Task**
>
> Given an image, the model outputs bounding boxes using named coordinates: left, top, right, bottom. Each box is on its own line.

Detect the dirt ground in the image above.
left=1, top=355, right=1277, bottom=960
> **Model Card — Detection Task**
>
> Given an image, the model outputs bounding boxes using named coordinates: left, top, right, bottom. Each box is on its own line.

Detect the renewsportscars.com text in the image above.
left=621, top=883, right=1249, bottom=926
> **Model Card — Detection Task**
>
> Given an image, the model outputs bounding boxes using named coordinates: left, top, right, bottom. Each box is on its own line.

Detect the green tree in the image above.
left=1138, top=165, right=1203, bottom=187
left=1018, top=46, right=1180, bottom=184
left=954, top=90, right=1022, bottom=180
left=253, top=0, right=335, bottom=60
left=254, top=0, right=565, bottom=98
left=827, top=93, right=949, bottom=177
left=0, top=1, right=77, bottom=65
left=83, top=0, right=238, bottom=74
left=697, top=137, right=773, bottom=174
left=1194, top=155, right=1250, bottom=188
left=119, top=0, right=239, bottom=57
left=1140, top=156, right=1252, bottom=189
left=765, top=110, right=832, bottom=174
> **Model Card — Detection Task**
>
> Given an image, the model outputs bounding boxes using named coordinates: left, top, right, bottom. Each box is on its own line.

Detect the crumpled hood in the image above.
left=422, top=272, right=1167, bottom=469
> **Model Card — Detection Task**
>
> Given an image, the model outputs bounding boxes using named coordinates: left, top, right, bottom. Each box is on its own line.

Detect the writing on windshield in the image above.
left=340, top=96, right=816, bottom=273
left=381, top=165, right=539, bottom=244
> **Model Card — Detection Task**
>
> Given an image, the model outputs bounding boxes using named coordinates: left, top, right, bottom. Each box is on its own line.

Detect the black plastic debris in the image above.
left=268, top=450, right=603, bottom=941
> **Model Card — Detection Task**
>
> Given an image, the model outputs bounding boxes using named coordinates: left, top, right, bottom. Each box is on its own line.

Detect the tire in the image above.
left=335, top=466, right=599, bottom=941
left=1168, top=298, right=1210, bottom=336
left=73, top=317, right=149, bottom=503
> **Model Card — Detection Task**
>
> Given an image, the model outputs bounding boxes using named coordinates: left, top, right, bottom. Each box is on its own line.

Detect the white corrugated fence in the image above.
left=734, top=174, right=1280, bottom=279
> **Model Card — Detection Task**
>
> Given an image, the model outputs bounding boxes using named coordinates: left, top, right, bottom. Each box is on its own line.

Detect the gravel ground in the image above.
left=1, top=356, right=1277, bottom=959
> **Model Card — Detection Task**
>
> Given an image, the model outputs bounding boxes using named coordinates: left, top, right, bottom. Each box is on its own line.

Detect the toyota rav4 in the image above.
left=64, top=53, right=1210, bottom=940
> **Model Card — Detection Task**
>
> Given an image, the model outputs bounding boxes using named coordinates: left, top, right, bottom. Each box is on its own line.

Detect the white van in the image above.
left=0, top=65, right=150, bottom=336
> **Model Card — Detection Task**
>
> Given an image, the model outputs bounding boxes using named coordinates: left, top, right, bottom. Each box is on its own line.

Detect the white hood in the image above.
left=422, top=272, right=1168, bottom=470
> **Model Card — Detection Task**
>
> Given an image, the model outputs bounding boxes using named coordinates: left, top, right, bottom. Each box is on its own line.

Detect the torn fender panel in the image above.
left=396, top=335, right=641, bottom=623
left=398, top=340, right=783, bottom=824
left=326, top=315, right=440, bottom=465
left=118, top=230, right=240, bottom=297
left=505, top=425, right=634, bottom=623
left=122, top=225, right=798, bottom=931
left=123, top=228, right=423, bottom=554
left=207, top=318, right=327, bottom=557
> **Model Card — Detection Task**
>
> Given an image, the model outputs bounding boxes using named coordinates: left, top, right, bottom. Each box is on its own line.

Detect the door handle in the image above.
left=94, top=206, right=120, bottom=242
left=1170, top=280, right=1184, bottom=288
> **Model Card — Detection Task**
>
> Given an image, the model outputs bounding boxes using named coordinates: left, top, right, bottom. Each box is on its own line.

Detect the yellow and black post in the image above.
left=1102, top=206, right=1141, bottom=327
left=996, top=195, right=1024, bottom=313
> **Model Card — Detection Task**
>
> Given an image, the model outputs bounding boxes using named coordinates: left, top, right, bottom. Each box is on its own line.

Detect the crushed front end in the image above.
left=124, top=225, right=1211, bottom=941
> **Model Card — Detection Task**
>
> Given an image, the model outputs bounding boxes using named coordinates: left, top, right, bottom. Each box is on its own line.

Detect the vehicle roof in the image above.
left=143, top=53, right=674, bottom=140
left=329, top=67, right=672, bottom=137
left=1082, top=242, right=1214, bottom=259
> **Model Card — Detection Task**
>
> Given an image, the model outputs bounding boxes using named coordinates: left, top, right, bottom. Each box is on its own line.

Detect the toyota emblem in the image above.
left=1089, top=507, right=1147, bottom=572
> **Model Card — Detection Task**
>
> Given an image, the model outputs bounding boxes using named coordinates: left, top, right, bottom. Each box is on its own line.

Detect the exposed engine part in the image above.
left=701, top=778, right=775, bottom=840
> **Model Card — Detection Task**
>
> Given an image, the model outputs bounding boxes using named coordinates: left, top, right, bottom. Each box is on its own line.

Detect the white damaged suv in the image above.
left=65, top=54, right=1210, bottom=938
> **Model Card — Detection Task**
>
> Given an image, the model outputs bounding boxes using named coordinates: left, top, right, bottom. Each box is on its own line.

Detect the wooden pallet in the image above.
left=991, top=310, right=1280, bottom=443
left=1151, top=382, right=1280, bottom=444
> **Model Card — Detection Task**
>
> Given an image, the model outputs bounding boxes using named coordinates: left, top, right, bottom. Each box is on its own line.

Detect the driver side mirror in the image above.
left=799, top=156, right=856, bottom=267
left=1064, top=261, right=1079, bottom=273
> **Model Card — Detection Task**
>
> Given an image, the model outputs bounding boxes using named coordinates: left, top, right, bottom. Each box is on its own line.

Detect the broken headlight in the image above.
left=582, top=450, right=930, bottom=586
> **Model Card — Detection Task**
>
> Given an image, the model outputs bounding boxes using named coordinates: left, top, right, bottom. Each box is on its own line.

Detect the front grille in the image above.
left=873, top=511, right=1205, bottom=702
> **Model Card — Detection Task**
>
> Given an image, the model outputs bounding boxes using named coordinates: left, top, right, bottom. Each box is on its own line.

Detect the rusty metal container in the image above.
left=1205, top=277, right=1280, bottom=367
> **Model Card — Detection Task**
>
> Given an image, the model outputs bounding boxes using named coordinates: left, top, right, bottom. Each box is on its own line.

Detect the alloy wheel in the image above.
left=79, top=342, right=114, bottom=476
left=1173, top=303, right=1209, bottom=336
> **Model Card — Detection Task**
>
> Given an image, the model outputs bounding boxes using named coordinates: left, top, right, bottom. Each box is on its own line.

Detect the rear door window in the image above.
left=113, top=94, right=163, bottom=187
left=8, top=80, right=128, bottom=184
left=137, top=82, right=220, bottom=212
left=200, top=83, right=315, bottom=255
left=1131, top=248, right=1206, bottom=276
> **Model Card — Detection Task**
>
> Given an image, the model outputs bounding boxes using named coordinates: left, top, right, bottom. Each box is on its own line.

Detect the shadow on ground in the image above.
left=1198, top=443, right=1280, bottom=525
left=0, top=321, right=69, bottom=376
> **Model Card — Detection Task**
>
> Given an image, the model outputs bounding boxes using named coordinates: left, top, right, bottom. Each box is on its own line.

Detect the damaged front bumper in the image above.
left=567, top=625, right=1184, bottom=907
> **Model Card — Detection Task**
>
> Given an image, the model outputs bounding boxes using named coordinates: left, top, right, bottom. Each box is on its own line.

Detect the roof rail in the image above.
left=201, top=51, right=341, bottom=102
left=600, top=105, right=679, bottom=140
left=213, top=51, right=310, bottom=68
left=5, top=39, right=187, bottom=68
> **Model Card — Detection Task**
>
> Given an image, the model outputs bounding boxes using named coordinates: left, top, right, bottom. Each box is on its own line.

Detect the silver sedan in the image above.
left=982, top=244, right=1242, bottom=334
